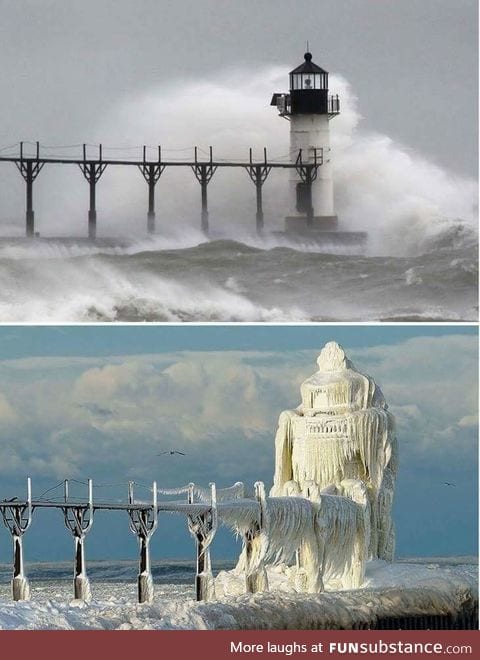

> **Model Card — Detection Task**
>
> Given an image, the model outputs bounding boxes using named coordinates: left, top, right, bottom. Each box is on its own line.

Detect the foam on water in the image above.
left=0, top=251, right=309, bottom=322
left=0, top=237, right=476, bottom=321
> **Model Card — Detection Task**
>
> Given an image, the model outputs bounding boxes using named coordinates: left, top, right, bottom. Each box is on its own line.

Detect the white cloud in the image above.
left=0, top=391, right=17, bottom=424
left=0, top=336, right=476, bottom=483
left=458, top=415, right=478, bottom=428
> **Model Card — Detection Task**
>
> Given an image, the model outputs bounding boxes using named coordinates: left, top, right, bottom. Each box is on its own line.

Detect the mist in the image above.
left=0, top=66, right=476, bottom=257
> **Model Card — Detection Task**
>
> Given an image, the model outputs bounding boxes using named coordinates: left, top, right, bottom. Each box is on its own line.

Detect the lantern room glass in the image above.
left=290, top=72, right=328, bottom=91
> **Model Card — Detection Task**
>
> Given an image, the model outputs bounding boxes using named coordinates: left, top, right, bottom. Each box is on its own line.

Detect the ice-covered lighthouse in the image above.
left=271, top=52, right=341, bottom=233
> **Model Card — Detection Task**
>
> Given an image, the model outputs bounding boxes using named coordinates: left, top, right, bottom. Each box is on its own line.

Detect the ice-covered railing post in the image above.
left=127, top=480, right=158, bottom=604
left=62, top=478, right=94, bottom=601
left=0, top=477, right=33, bottom=601
left=244, top=481, right=269, bottom=594
left=187, top=482, right=217, bottom=601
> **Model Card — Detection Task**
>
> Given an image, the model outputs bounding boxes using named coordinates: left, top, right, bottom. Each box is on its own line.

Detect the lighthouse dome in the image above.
left=289, top=52, right=328, bottom=76
left=289, top=52, right=329, bottom=94
left=299, top=342, right=387, bottom=415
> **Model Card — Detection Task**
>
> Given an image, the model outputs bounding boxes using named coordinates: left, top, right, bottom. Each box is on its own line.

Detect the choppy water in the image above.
left=0, top=232, right=477, bottom=322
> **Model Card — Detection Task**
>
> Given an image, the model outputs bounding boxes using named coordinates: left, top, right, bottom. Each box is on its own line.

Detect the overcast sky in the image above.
left=0, top=0, right=477, bottom=177
left=0, top=325, right=477, bottom=565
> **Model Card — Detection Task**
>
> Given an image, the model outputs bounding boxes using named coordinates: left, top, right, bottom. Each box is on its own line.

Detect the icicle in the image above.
left=271, top=411, right=297, bottom=496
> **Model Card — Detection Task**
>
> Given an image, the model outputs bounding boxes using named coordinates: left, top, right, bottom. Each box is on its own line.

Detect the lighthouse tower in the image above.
left=271, top=52, right=340, bottom=233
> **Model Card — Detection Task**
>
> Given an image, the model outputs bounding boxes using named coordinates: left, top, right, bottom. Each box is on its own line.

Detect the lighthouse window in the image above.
left=313, top=73, right=328, bottom=90
left=290, top=73, right=328, bottom=90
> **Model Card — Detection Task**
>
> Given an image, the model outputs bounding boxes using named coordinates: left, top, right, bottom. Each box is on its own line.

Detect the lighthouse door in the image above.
left=296, top=182, right=312, bottom=214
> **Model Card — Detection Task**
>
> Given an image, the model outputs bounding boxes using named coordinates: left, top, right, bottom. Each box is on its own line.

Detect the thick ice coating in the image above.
left=270, top=341, right=397, bottom=561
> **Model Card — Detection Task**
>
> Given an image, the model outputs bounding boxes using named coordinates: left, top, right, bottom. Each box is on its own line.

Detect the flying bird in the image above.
left=443, top=482, right=456, bottom=487
left=157, top=450, right=186, bottom=456
left=79, top=403, right=113, bottom=417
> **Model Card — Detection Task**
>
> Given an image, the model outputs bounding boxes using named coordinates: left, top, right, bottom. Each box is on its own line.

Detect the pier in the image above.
left=1, top=477, right=477, bottom=630
left=0, top=142, right=323, bottom=238
left=0, top=477, right=260, bottom=604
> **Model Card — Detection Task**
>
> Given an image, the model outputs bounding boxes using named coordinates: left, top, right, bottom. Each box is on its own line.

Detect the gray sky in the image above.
left=0, top=0, right=477, bottom=176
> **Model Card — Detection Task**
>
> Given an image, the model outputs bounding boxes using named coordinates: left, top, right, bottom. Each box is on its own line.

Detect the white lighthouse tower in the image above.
left=271, top=52, right=340, bottom=233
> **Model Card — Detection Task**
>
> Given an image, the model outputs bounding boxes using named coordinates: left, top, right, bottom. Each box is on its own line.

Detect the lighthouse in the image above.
left=271, top=52, right=340, bottom=233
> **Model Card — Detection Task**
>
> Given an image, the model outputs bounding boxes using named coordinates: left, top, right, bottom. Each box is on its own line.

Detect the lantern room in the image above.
left=289, top=52, right=329, bottom=115
left=271, top=52, right=340, bottom=117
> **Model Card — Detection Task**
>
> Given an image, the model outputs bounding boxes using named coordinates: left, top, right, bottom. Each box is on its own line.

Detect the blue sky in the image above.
left=0, top=325, right=477, bottom=565
left=0, top=325, right=476, bottom=358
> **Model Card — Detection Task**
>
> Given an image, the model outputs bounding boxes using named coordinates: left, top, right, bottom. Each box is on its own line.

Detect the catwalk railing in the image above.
left=0, top=142, right=324, bottom=237
left=0, top=477, right=262, bottom=604
left=1, top=478, right=478, bottom=630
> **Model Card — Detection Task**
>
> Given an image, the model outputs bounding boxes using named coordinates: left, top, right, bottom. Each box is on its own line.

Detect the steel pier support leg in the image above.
left=88, top=174, right=97, bottom=240
left=244, top=482, right=269, bottom=594
left=74, top=536, right=91, bottom=601
left=305, top=170, right=313, bottom=228
left=187, top=482, right=217, bottom=601
left=245, top=160, right=270, bottom=236
left=63, top=479, right=94, bottom=601
left=79, top=159, right=106, bottom=239
left=127, top=481, right=158, bottom=604
left=138, top=161, right=164, bottom=235
left=12, top=535, right=30, bottom=601
left=25, top=163, right=34, bottom=237
left=138, top=529, right=153, bottom=603
left=88, top=211, right=97, bottom=239
left=201, top=180, right=209, bottom=234
left=255, top=179, right=264, bottom=235
left=147, top=177, right=155, bottom=234
left=191, top=159, right=216, bottom=235
left=195, top=530, right=215, bottom=601
left=2, top=479, right=33, bottom=601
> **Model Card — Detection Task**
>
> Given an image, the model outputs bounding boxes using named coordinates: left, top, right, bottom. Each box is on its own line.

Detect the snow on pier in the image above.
left=0, top=558, right=476, bottom=631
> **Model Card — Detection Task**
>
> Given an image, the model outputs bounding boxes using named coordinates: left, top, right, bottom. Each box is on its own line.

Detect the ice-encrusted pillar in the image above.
left=62, top=478, right=94, bottom=601
left=127, top=481, right=158, bottom=604
left=0, top=478, right=33, bottom=601
left=244, top=481, right=269, bottom=594
left=187, top=482, right=218, bottom=601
